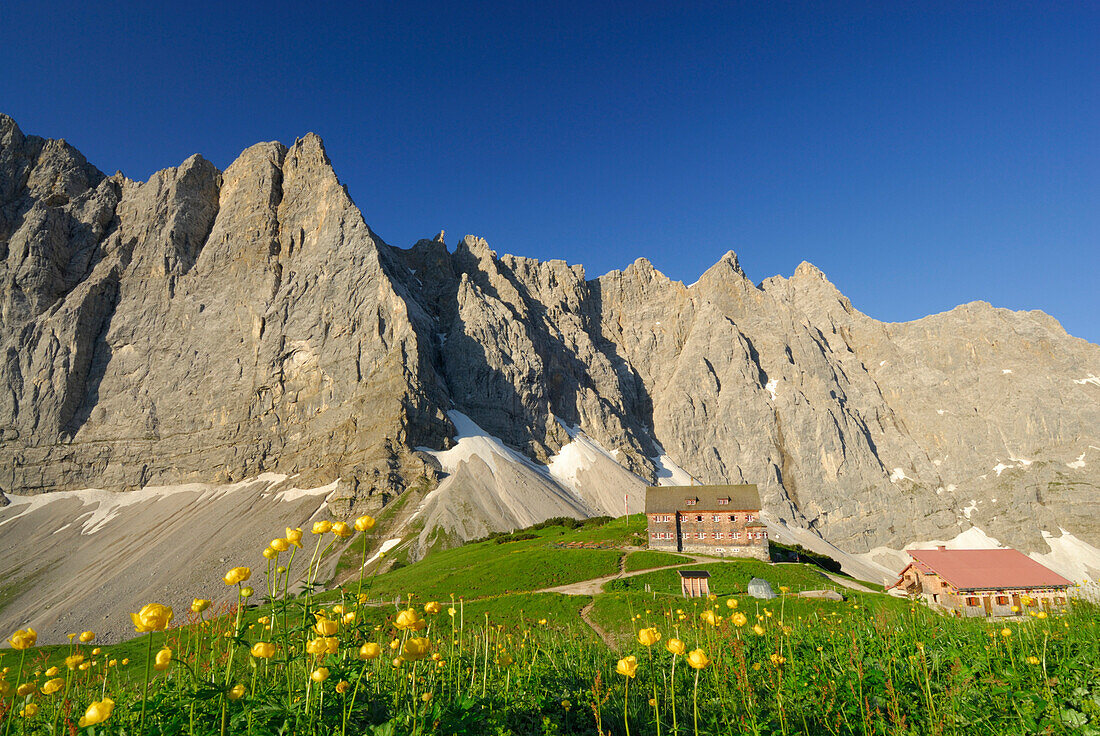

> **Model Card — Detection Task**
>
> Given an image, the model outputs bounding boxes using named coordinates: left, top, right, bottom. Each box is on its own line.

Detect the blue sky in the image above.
left=3, top=1, right=1097, bottom=341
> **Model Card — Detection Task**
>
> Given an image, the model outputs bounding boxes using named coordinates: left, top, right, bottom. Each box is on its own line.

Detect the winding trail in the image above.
left=579, top=600, right=617, bottom=649
left=821, top=571, right=877, bottom=593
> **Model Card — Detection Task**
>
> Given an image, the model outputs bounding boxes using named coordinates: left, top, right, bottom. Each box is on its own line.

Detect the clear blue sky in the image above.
left=3, top=1, right=1097, bottom=341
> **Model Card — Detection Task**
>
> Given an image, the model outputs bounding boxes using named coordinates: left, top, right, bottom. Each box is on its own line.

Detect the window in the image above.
left=696, top=515, right=703, bottom=522
left=1055, top=596, right=1065, bottom=604
left=715, top=532, right=724, bottom=540
left=729, top=515, right=737, bottom=522
left=695, top=532, right=704, bottom=540
left=745, top=514, right=755, bottom=522
left=718, top=498, right=729, bottom=505
left=732, top=532, right=740, bottom=539
left=685, top=498, right=697, bottom=506
left=965, top=597, right=980, bottom=607
left=712, top=515, right=721, bottom=523
left=995, top=596, right=1009, bottom=605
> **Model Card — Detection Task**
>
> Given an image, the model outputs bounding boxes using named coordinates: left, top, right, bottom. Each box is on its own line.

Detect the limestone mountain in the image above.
left=3, top=113, right=1099, bottom=596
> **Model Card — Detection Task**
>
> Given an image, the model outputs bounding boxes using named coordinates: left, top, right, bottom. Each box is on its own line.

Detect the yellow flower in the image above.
left=92, top=647, right=101, bottom=655
left=336, top=680, right=350, bottom=694
left=228, top=684, right=246, bottom=700
left=130, top=603, right=174, bottom=632
left=108, top=660, right=117, bottom=667
left=17, top=682, right=36, bottom=697
left=1001, top=628, right=1013, bottom=638
left=700, top=610, right=719, bottom=626
left=314, top=618, right=339, bottom=637
left=1026, top=656, right=1040, bottom=665
left=20, top=703, right=39, bottom=718
left=359, top=643, right=381, bottom=660
left=402, top=637, right=432, bottom=661
left=779, top=586, right=790, bottom=594
left=223, top=567, right=251, bottom=585
left=1010, top=605, right=1020, bottom=613
left=78, top=698, right=115, bottom=727
left=354, top=515, right=376, bottom=532
left=637, top=627, right=662, bottom=647
left=389, top=639, right=400, bottom=651
left=42, top=677, right=65, bottom=695
left=343, top=612, right=356, bottom=624
left=271, top=538, right=290, bottom=552
left=496, top=652, right=514, bottom=667
left=262, top=547, right=277, bottom=560
left=666, top=638, right=686, bottom=656
left=311, top=667, right=329, bottom=683
left=707, top=593, right=717, bottom=601
left=45, top=667, right=58, bottom=677
left=312, top=520, right=332, bottom=535
left=394, top=609, right=423, bottom=631
left=726, top=598, right=739, bottom=609
left=616, top=656, right=638, bottom=678
left=79, top=631, right=95, bottom=643
left=391, top=657, right=403, bottom=668
left=0, top=680, right=8, bottom=697
left=286, top=527, right=304, bottom=547
left=753, top=624, right=766, bottom=636
left=424, top=601, right=443, bottom=615
left=537, top=617, right=546, bottom=625
left=65, top=654, right=84, bottom=670
left=731, top=612, right=748, bottom=627
left=192, top=599, right=211, bottom=613
left=331, top=521, right=353, bottom=538
left=1036, top=611, right=1047, bottom=620
left=421, top=692, right=433, bottom=702
left=770, top=653, right=786, bottom=665
left=306, top=637, right=339, bottom=656
left=251, top=642, right=276, bottom=659
left=7, top=628, right=36, bottom=650
left=153, top=647, right=172, bottom=671
left=686, top=649, right=710, bottom=669
left=122, top=659, right=129, bottom=665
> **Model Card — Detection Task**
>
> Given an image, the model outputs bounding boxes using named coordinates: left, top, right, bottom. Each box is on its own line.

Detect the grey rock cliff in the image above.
left=2, top=114, right=1099, bottom=570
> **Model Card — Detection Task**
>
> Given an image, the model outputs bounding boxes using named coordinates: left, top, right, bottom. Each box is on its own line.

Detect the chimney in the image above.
left=937, top=545, right=946, bottom=551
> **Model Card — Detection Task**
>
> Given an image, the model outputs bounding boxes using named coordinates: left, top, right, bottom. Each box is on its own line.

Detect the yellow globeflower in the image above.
left=700, top=610, right=719, bottom=626
left=331, top=521, right=353, bottom=538
left=731, top=612, right=748, bottom=627
left=131, top=603, right=174, bottom=632
left=78, top=698, right=115, bottom=728
left=311, top=667, right=329, bottom=683
left=78, top=662, right=91, bottom=671
left=192, top=599, right=211, bottom=613
left=7, top=628, right=37, bottom=650
left=251, top=642, right=276, bottom=659
left=1036, top=611, right=1048, bottom=620
left=335, top=680, right=350, bottom=694
left=153, top=647, right=172, bottom=671
left=108, top=660, right=117, bottom=667
left=42, top=677, right=65, bottom=695
left=223, top=567, right=251, bottom=585
left=421, top=692, right=433, bottom=702
left=20, top=703, right=39, bottom=718
left=0, top=680, right=9, bottom=697
left=637, top=627, right=662, bottom=647
left=1001, top=628, right=1013, bottom=638
left=286, top=527, right=304, bottom=547
left=354, top=515, right=376, bottom=532
left=262, top=547, right=277, bottom=560
left=17, top=682, right=36, bottom=697
left=271, top=538, right=290, bottom=552
left=342, top=612, right=356, bottom=624
left=79, top=631, right=95, bottom=643
left=314, top=618, right=339, bottom=637
left=752, top=624, right=766, bottom=636
left=228, top=684, right=246, bottom=700
left=45, top=667, right=59, bottom=677
left=666, top=638, right=686, bottom=656
left=424, top=601, right=443, bottom=615
left=686, top=649, right=710, bottom=669
left=359, top=642, right=381, bottom=660
left=616, top=655, right=638, bottom=678
left=312, top=520, right=332, bottom=535
left=65, top=654, right=84, bottom=670
left=92, top=647, right=101, bottom=655
left=726, top=598, right=739, bottom=609
left=402, top=637, right=432, bottom=661
left=394, top=609, right=423, bottom=631
left=1026, top=656, right=1040, bottom=665
left=770, top=653, right=786, bottom=665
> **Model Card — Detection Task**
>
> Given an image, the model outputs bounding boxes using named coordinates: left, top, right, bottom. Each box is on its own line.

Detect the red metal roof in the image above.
left=906, top=548, right=1072, bottom=591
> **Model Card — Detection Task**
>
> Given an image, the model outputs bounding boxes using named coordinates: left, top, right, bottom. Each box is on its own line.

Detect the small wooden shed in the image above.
left=679, top=570, right=711, bottom=598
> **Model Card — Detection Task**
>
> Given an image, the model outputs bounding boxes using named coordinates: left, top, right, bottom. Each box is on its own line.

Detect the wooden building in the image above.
left=679, top=571, right=711, bottom=598
left=889, top=547, right=1072, bottom=617
left=646, top=485, right=769, bottom=560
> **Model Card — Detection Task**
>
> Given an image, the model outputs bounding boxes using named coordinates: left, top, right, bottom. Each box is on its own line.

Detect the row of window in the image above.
left=963, top=595, right=1067, bottom=607
left=650, top=531, right=767, bottom=541
left=683, top=498, right=736, bottom=506
left=651, top=514, right=757, bottom=523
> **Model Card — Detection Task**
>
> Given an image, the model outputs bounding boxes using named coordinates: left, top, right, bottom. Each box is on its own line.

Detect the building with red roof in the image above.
left=889, top=546, right=1072, bottom=617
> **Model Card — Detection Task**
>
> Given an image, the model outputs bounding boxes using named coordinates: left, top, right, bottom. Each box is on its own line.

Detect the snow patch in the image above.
left=651, top=446, right=696, bottom=486
left=365, top=538, right=403, bottom=567
left=547, top=433, right=619, bottom=492
left=962, top=500, right=978, bottom=519
left=992, top=463, right=1011, bottom=477
left=1030, top=528, right=1100, bottom=583
left=274, top=479, right=339, bottom=504
left=764, top=379, right=778, bottom=401
left=1002, top=369, right=1013, bottom=374
left=1068, top=452, right=1087, bottom=470
left=936, top=409, right=945, bottom=415
left=889, top=468, right=910, bottom=483
left=417, top=411, right=543, bottom=477
left=1073, top=374, right=1100, bottom=387
left=879, top=360, right=887, bottom=367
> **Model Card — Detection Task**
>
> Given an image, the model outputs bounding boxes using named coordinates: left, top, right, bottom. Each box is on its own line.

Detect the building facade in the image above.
left=645, top=485, right=769, bottom=561
left=889, top=547, right=1073, bottom=617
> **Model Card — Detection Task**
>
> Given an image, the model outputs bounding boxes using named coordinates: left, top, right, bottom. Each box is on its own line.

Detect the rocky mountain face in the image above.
left=3, top=114, right=1099, bottom=573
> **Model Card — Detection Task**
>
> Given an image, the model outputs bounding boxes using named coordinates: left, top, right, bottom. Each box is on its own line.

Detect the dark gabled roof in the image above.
left=678, top=570, right=711, bottom=578
left=645, top=484, right=760, bottom=514
left=905, top=548, right=1073, bottom=591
